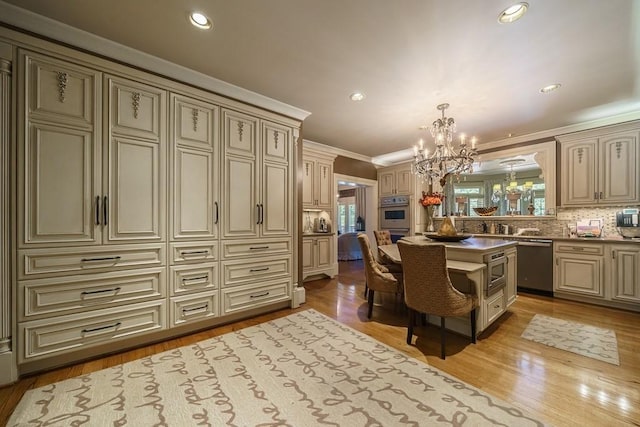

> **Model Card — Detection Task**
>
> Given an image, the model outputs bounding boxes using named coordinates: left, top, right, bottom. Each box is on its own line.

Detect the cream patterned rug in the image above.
left=521, top=314, right=619, bottom=365
left=10, top=309, right=545, bottom=426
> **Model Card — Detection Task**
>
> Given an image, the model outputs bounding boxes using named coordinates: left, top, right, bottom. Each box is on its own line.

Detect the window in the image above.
left=337, top=196, right=356, bottom=233
left=452, top=182, right=485, bottom=216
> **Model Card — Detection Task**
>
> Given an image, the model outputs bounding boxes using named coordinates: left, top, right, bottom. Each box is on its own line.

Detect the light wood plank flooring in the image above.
left=1, top=260, right=639, bottom=426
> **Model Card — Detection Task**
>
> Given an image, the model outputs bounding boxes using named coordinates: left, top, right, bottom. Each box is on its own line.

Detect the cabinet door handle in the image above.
left=599, top=191, right=603, bottom=200
left=95, top=196, right=101, bottom=225
left=612, top=250, right=616, bottom=259
left=214, top=201, right=219, bottom=225
left=260, top=203, right=264, bottom=224
left=594, top=191, right=598, bottom=200
left=81, top=256, right=122, bottom=262
left=103, top=196, right=108, bottom=225
left=81, top=287, right=121, bottom=295
left=82, top=322, right=121, bottom=334
left=250, top=267, right=270, bottom=273
left=256, top=204, right=261, bottom=224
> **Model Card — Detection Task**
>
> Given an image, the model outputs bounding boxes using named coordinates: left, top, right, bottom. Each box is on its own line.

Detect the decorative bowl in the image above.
left=423, top=233, right=473, bottom=242
left=473, top=206, right=498, bottom=216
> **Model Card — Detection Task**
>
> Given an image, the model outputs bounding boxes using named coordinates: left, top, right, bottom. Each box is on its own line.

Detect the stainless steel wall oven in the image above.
left=379, top=195, right=411, bottom=232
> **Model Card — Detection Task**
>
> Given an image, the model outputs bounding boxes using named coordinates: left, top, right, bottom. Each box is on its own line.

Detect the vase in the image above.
left=425, top=205, right=436, bottom=232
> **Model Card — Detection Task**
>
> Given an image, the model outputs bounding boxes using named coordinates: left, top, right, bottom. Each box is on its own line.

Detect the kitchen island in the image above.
left=379, top=235, right=518, bottom=337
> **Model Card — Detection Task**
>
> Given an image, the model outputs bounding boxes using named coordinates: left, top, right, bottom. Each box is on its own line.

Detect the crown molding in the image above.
left=0, top=1, right=311, bottom=122
left=302, top=139, right=372, bottom=163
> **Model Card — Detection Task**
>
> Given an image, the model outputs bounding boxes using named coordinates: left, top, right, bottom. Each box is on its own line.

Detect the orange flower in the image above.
left=420, top=191, right=444, bottom=206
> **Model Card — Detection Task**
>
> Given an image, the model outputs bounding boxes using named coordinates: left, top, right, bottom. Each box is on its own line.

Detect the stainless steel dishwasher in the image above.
left=517, top=239, right=553, bottom=295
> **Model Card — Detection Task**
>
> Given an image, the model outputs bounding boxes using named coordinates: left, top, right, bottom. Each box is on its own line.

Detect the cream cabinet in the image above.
left=221, top=109, right=292, bottom=239
left=554, top=242, right=605, bottom=298
left=302, top=235, right=335, bottom=280
left=378, top=165, right=412, bottom=196
left=558, top=123, right=639, bottom=206
left=608, top=244, right=640, bottom=304
left=505, top=247, right=517, bottom=307
left=302, top=155, right=333, bottom=209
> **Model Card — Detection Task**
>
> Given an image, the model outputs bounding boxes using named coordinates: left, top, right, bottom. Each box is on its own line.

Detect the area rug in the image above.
left=521, top=314, right=619, bottom=365
left=9, top=309, right=546, bottom=426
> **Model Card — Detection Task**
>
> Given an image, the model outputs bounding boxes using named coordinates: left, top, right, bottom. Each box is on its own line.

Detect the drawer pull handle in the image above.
left=81, top=256, right=122, bottom=262
left=249, top=246, right=270, bottom=250
left=182, top=304, right=208, bottom=314
left=250, top=267, right=270, bottom=273
left=572, top=247, right=584, bottom=251
left=250, top=291, right=270, bottom=299
left=81, top=287, right=121, bottom=295
left=82, top=322, right=121, bottom=334
left=182, top=275, right=209, bottom=282
left=181, top=250, right=209, bottom=255
left=494, top=304, right=501, bottom=309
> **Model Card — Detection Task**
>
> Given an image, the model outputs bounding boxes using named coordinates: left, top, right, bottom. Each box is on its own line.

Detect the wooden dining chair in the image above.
left=357, top=233, right=403, bottom=319
left=397, top=240, right=478, bottom=359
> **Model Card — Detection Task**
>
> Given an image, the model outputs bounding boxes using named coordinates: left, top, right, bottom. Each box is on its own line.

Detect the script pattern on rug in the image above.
left=521, top=314, right=619, bottom=365
left=10, top=309, right=545, bottom=426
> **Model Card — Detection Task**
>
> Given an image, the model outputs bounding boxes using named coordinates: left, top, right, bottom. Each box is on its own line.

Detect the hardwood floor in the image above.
left=1, top=260, right=639, bottom=426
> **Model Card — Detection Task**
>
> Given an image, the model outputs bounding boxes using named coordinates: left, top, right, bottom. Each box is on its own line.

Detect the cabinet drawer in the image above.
left=19, top=300, right=165, bottom=362
left=20, top=267, right=165, bottom=320
left=170, top=291, right=219, bottom=327
left=484, top=289, right=505, bottom=326
left=171, top=263, right=217, bottom=295
left=170, top=241, right=217, bottom=264
left=221, top=238, right=291, bottom=259
left=222, top=256, right=290, bottom=288
left=19, top=244, right=165, bottom=278
left=554, top=243, right=604, bottom=255
left=221, top=280, right=290, bottom=314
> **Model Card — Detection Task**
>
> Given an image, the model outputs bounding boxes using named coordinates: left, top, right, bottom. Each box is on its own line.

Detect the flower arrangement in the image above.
left=420, top=191, right=445, bottom=207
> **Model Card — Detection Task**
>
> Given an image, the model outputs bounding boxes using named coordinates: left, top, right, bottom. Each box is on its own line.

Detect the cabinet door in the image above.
left=610, top=246, right=640, bottom=303
left=302, top=159, right=315, bottom=207
left=395, top=169, right=412, bottom=195
left=600, top=132, right=638, bottom=204
left=316, top=160, right=333, bottom=209
left=506, top=249, right=517, bottom=306
left=262, top=121, right=289, bottom=164
left=316, top=236, right=332, bottom=268
left=23, top=123, right=101, bottom=245
left=554, top=254, right=604, bottom=297
left=106, top=137, right=165, bottom=242
left=222, top=109, right=257, bottom=158
left=222, top=155, right=257, bottom=238
left=379, top=171, right=395, bottom=196
left=173, top=95, right=218, bottom=151
left=560, top=139, right=598, bottom=206
left=262, top=162, right=290, bottom=236
left=302, top=239, right=314, bottom=270
left=173, top=147, right=215, bottom=240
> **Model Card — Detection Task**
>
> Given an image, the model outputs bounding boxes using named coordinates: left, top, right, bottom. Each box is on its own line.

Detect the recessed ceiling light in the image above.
left=189, top=12, right=212, bottom=29
left=349, top=92, right=366, bottom=101
left=540, top=83, right=561, bottom=93
left=498, top=2, right=529, bottom=23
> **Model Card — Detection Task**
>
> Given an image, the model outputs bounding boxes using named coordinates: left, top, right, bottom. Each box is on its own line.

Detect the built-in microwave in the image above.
left=379, top=196, right=411, bottom=231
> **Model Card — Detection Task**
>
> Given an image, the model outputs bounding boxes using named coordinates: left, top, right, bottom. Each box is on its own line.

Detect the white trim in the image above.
left=303, top=139, right=372, bottom=163
left=0, top=1, right=311, bottom=122
left=334, top=173, right=378, bottom=248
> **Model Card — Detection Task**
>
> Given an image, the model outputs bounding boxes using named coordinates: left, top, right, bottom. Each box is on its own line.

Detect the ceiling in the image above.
left=4, top=0, right=640, bottom=161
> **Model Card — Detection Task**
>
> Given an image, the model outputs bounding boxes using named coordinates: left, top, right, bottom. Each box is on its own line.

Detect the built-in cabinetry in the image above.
left=8, top=28, right=301, bottom=375
left=378, top=164, right=413, bottom=196
left=554, top=241, right=639, bottom=311
left=505, top=247, right=517, bottom=307
left=302, top=146, right=337, bottom=280
left=558, top=122, right=639, bottom=206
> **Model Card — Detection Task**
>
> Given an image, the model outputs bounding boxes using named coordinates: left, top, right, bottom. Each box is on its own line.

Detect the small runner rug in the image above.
left=10, top=309, right=545, bottom=426
left=521, top=314, right=619, bottom=365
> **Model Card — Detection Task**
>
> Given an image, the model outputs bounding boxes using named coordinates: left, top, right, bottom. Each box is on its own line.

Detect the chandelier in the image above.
left=412, top=103, right=477, bottom=186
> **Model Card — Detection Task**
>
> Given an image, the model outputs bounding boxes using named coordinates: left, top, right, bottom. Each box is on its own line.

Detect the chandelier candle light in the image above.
left=412, top=103, right=478, bottom=187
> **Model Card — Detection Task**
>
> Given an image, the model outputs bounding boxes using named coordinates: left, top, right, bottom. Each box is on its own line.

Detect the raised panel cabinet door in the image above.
left=302, top=159, right=315, bottom=207
left=379, top=171, right=395, bottom=196
left=316, top=160, right=333, bottom=208
left=23, top=123, right=100, bottom=245
left=222, top=155, right=257, bottom=238
left=222, top=109, right=258, bottom=158
left=172, top=94, right=218, bottom=151
left=560, top=139, right=598, bottom=206
left=106, top=136, right=165, bottom=242
left=554, top=255, right=604, bottom=297
left=395, top=169, right=412, bottom=194
left=107, top=76, right=165, bottom=142
left=600, top=132, right=638, bottom=204
left=261, top=162, right=290, bottom=236
left=22, top=50, right=99, bottom=128
left=316, top=236, right=332, bottom=268
left=173, top=147, right=215, bottom=240
left=610, top=246, right=640, bottom=303
left=262, top=121, right=290, bottom=164
left=506, top=250, right=517, bottom=306
left=302, top=238, right=314, bottom=270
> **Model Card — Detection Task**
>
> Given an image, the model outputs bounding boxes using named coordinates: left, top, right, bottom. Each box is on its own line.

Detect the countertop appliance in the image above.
left=616, top=208, right=640, bottom=238
left=517, top=238, right=553, bottom=296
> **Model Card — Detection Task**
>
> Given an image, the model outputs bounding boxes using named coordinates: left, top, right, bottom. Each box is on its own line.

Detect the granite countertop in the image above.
left=473, top=233, right=640, bottom=244
left=402, top=235, right=518, bottom=251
